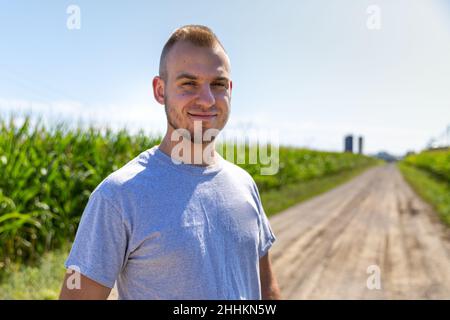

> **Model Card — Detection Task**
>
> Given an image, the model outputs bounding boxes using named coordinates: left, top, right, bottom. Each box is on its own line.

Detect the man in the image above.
left=59, top=25, right=280, bottom=300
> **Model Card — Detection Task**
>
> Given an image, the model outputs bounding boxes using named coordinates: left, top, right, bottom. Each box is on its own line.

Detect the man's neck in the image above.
left=158, top=132, right=218, bottom=167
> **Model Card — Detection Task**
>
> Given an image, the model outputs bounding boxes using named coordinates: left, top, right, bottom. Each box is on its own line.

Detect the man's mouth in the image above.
left=187, top=112, right=217, bottom=121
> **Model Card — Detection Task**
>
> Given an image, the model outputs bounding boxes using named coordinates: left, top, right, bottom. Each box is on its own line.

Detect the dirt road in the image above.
left=270, top=164, right=450, bottom=299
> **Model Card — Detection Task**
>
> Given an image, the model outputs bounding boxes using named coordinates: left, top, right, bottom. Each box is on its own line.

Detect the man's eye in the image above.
left=182, top=82, right=196, bottom=86
left=212, top=83, right=226, bottom=87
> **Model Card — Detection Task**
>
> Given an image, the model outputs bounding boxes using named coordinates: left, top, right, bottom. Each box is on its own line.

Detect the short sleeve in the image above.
left=64, top=190, right=129, bottom=288
left=257, top=204, right=276, bottom=258
left=252, top=182, right=276, bottom=258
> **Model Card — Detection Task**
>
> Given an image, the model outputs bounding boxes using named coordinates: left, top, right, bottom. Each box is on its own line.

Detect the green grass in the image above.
left=398, top=162, right=450, bottom=227
left=262, top=162, right=379, bottom=217
left=0, top=243, right=69, bottom=300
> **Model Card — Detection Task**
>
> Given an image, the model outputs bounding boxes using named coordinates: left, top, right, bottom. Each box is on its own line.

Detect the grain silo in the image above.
left=344, top=135, right=353, bottom=153
left=358, top=136, right=364, bottom=154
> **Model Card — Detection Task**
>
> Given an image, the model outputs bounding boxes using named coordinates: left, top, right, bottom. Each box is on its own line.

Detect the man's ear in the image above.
left=152, top=76, right=165, bottom=105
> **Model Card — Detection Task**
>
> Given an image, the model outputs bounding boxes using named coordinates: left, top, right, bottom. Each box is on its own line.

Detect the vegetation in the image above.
left=402, top=149, right=450, bottom=181
left=0, top=115, right=161, bottom=272
left=233, top=145, right=376, bottom=193
left=0, top=243, right=69, bottom=300
left=398, top=149, right=450, bottom=226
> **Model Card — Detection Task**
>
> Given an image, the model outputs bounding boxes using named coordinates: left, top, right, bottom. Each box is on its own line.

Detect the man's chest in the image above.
left=126, top=187, right=261, bottom=259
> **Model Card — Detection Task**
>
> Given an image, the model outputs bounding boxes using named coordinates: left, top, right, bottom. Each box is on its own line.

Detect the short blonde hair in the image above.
left=159, top=25, right=226, bottom=80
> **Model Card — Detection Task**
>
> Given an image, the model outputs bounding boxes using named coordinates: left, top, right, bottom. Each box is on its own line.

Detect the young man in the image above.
left=59, top=25, right=280, bottom=300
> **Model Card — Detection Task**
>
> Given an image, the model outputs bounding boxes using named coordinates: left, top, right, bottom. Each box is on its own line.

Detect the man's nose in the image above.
left=196, top=84, right=216, bottom=108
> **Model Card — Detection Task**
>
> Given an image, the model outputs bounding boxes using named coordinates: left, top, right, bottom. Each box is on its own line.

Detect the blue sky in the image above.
left=1, top=0, right=449, bottom=155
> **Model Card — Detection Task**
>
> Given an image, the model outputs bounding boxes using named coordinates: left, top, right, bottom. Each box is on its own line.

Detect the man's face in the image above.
left=154, top=41, right=232, bottom=142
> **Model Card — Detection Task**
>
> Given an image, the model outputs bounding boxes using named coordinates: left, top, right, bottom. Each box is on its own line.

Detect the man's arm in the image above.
left=59, top=268, right=112, bottom=300
left=259, top=251, right=281, bottom=300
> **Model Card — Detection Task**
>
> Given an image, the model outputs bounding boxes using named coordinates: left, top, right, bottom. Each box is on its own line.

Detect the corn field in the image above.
left=239, top=147, right=376, bottom=192
left=402, top=149, right=450, bottom=182
left=0, top=116, right=161, bottom=271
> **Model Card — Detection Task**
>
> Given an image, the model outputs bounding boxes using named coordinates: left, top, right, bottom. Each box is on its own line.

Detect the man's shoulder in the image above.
left=220, top=158, right=257, bottom=188
left=92, top=148, right=153, bottom=198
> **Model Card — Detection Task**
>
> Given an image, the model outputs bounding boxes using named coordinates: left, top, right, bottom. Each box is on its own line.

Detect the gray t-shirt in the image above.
left=65, top=145, right=276, bottom=300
